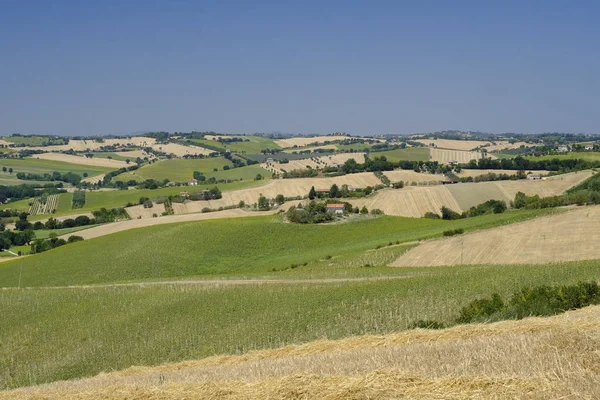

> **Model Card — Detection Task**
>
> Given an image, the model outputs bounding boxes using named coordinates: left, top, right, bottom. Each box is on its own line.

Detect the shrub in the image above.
left=456, top=293, right=505, bottom=323
left=370, top=208, right=384, bottom=215
left=443, top=228, right=464, bottom=237
left=410, top=320, right=445, bottom=330
left=424, top=212, right=440, bottom=219
left=67, top=235, right=84, bottom=243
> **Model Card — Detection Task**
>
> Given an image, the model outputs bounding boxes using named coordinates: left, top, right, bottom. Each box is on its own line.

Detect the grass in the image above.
left=0, top=158, right=113, bottom=177
left=370, top=147, right=430, bottom=162
left=85, top=152, right=134, bottom=162
left=112, top=157, right=270, bottom=183
left=191, top=136, right=280, bottom=154
left=526, top=152, right=600, bottom=162
left=1, top=259, right=599, bottom=390
left=0, top=208, right=557, bottom=287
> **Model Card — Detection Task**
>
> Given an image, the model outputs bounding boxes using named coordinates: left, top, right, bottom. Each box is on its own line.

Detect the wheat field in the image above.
left=4, top=305, right=598, bottom=399
left=30, top=153, right=128, bottom=168
left=429, top=148, right=484, bottom=163
left=393, top=205, right=600, bottom=267
left=274, top=135, right=353, bottom=148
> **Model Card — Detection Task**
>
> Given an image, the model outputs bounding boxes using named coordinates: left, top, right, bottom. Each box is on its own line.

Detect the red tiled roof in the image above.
left=327, top=204, right=345, bottom=208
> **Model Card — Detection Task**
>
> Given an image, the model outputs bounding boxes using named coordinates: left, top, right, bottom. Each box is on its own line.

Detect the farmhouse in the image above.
left=188, top=179, right=198, bottom=186
left=557, top=145, right=569, bottom=152
left=180, top=191, right=189, bottom=197
left=585, top=145, right=594, bottom=151
left=316, top=189, right=330, bottom=194
left=527, top=174, right=542, bottom=180
left=326, top=204, right=345, bottom=214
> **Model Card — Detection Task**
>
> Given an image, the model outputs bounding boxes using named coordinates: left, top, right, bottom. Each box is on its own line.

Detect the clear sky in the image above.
left=1, top=1, right=599, bottom=136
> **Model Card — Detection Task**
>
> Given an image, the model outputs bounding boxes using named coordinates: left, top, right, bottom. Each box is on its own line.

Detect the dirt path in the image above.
left=3, top=274, right=421, bottom=290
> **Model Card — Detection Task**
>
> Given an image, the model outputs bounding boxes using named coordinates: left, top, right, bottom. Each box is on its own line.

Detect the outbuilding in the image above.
left=326, top=204, right=345, bottom=214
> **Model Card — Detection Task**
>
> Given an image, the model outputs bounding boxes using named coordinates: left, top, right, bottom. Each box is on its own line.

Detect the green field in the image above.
left=113, top=157, right=270, bottom=183
left=2, top=136, right=68, bottom=146
left=526, top=152, right=600, bottom=162
left=370, top=147, right=430, bottom=162
left=0, top=208, right=557, bottom=288
left=0, top=158, right=113, bottom=178
left=1, top=259, right=599, bottom=390
left=192, top=136, right=280, bottom=153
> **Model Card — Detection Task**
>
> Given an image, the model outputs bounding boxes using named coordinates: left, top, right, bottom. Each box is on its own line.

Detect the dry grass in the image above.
left=274, top=136, right=353, bottom=148
left=349, top=186, right=462, bottom=217
left=114, top=150, right=153, bottom=159
left=81, top=174, right=105, bottom=184
left=429, top=148, right=486, bottom=163
left=264, top=153, right=366, bottom=173
left=281, top=144, right=337, bottom=153
left=5, top=305, right=599, bottom=399
left=393, top=205, right=600, bottom=266
left=29, top=153, right=128, bottom=168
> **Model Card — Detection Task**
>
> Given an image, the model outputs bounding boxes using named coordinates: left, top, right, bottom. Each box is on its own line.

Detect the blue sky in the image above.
left=1, top=1, right=599, bottom=136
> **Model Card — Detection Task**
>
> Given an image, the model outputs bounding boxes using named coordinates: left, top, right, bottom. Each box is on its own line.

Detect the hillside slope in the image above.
left=393, top=205, right=600, bottom=266
left=4, top=305, right=598, bottom=399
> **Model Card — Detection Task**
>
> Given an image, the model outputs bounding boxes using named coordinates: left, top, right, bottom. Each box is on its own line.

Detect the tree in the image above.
left=275, top=194, right=285, bottom=204
left=258, top=195, right=270, bottom=210
left=193, top=171, right=203, bottom=180
left=8, top=168, right=13, bottom=174
left=1, top=167, right=5, bottom=172
left=329, top=184, right=339, bottom=198
left=255, top=173, right=263, bottom=180
left=513, top=191, right=527, bottom=209
left=308, top=186, right=317, bottom=200
left=360, top=206, right=368, bottom=214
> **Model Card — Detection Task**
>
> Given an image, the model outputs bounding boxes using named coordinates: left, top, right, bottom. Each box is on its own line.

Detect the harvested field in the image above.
left=81, top=174, right=105, bottom=184
left=22, top=138, right=156, bottom=152
left=274, top=135, right=352, bottom=148
left=149, top=143, right=212, bottom=157
left=30, top=153, right=128, bottom=168
left=429, top=148, right=484, bottom=163
left=113, top=150, right=152, bottom=159
left=348, top=187, right=462, bottom=217
left=393, top=205, right=600, bottom=266
left=6, top=305, right=599, bottom=400
left=384, top=170, right=445, bottom=184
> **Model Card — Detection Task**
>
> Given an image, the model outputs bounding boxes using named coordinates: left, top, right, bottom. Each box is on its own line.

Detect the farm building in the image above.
left=180, top=191, right=189, bottom=197
left=585, top=145, right=594, bottom=151
left=188, top=179, right=198, bottom=186
left=527, top=174, right=542, bottom=180
left=326, top=204, right=345, bottom=214
left=316, top=189, right=330, bottom=194
left=557, top=145, right=569, bottom=152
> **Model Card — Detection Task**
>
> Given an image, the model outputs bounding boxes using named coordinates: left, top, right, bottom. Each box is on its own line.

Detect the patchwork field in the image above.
left=526, top=152, right=600, bottom=162
left=30, top=152, right=128, bottom=168
left=21, top=137, right=156, bottom=152
left=274, top=135, right=352, bottom=148
left=414, top=139, right=528, bottom=152
left=113, top=158, right=268, bottom=183
left=393, top=205, right=600, bottom=267
left=0, top=158, right=113, bottom=179
left=6, top=306, right=597, bottom=399
left=263, top=153, right=366, bottom=174
left=197, top=135, right=281, bottom=153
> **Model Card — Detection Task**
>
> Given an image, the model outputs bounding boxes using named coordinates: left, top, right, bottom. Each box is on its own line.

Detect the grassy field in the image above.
left=192, top=136, right=280, bottom=153
left=526, top=152, right=600, bottom=162
left=370, top=147, right=430, bottom=162
left=2, top=136, right=67, bottom=146
left=0, top=158, right=113, bottom=177
left=1, top=259, right=599, bottom=390
left=86, top=152, right=133, bottom=162
left=112, top=158, right=270, bottom=183
left=0, top=208, right=556, bottom=287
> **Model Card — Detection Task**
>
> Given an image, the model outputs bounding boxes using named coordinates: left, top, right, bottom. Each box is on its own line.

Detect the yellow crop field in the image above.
left=263, top=153, right=366, bottom=174
left=348, top=186, right=462, bottom=217
left=415, top=139, right=530, bottom=152
left=393, top=205, right=600, bottom=267
left=456, top=169, right=549, bottom=178
left=5, top=306, right=597, bottom=399
left=22, top=137, right=157, bottom=152
left=149, top=143, right=212, bottom=156
left=429, top=148, right=484, bottom=163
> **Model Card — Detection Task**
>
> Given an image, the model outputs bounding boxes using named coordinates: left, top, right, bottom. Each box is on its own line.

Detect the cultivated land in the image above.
left=262, top=153, right=366, bottom=174
left=393, top=205, right=600, bottom=267
left=30, top=152, right=129, bottom=168
left=274, top=135, right=352, bottom=148
left=6, top=306, right=598, bottom=399
left=195, top=135, right=281, bottom=153
left=370, top=147, right=429, bottom=162
left=526, top=151, right=600, bottom=162
left=21, top=137, right=157, bottom=152
left=414, top=138, right=529, bottom=152
left=429, top=148, right=486, bottom=163
left=456, top=169, right=550, bottom=178
left=1, top=259, right=599, bottom=391
left=149, top=142, right=212, bottom=157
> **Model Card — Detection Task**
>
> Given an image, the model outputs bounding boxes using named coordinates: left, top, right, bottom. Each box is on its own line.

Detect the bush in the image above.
left=424, top=212, right=441, bottom=219
left=370, top=208, right=384, bottom=215
left=443, top=228, right=464, bottom=237
left=143, top=200, right=153, bottom=208
left=67, top=235, right=84, bottom=243
left=410, top=320, right=446, bottom=330
left=456, top=293, right=505, bottom=323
